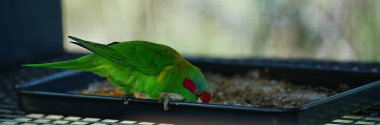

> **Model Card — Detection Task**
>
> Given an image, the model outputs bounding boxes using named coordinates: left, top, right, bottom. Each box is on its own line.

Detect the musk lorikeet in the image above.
left=24, top=36, right=212, bottom=110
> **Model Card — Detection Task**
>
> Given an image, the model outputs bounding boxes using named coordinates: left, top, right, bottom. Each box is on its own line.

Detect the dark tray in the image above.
left=17, top=58, right=380, bottom=125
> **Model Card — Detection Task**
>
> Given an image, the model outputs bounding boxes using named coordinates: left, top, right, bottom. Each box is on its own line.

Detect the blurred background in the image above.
left=1, top=1, right=380, bottom=124
left=62, top=0, right=380, bottom=62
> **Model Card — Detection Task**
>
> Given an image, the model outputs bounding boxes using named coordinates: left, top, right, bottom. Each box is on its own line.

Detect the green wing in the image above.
left=68, top=36, right=125, bottom=64
left=68, top=36, right=179, bottom=75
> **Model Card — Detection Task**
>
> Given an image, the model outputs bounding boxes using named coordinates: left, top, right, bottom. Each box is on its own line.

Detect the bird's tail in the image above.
left=23, top=58, right=93, bottom=70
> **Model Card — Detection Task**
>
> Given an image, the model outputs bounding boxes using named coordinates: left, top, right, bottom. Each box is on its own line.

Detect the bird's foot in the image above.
left=122, top=93, right=134, bottom=105
left=163, top=96, right=170, bottom=111
left=158, top=93, right=184, bottom=110
left=158, top=96, right=170, bottom=110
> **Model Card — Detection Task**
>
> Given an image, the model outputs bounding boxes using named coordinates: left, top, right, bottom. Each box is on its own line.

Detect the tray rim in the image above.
left=16, top=69, right=380, bottom=113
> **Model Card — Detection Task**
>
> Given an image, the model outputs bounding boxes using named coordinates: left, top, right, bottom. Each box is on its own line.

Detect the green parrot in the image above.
left=24, top=36, right=212, bottom=109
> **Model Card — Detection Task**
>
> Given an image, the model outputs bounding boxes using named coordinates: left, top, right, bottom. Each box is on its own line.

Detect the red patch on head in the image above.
left=183, top=78, right=196, bottom=93
left=200, top=92, right=211, bottom=103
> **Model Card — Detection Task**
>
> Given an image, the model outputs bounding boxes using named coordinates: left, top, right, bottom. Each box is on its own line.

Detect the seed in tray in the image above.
left=77, top=71, right=350, bottom=108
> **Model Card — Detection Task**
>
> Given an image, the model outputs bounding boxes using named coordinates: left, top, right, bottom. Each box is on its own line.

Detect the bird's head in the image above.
left=182, top=69, right=212, bottom=103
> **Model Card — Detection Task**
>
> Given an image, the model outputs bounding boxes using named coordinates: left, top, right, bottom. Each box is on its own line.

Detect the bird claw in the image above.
left=163, top=96, right=170, bottom=110
left=123, top=100, right=129, bottom=105
left=122, top=94, right=134, bottom=105
left=158, top=96, right=170, bottom=110
left=158, top=93, right=184, bottom=110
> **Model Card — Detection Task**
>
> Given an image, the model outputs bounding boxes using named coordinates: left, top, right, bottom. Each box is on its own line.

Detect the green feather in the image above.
left=23, top=36, right=211, bottom=103
left=23, top=55, right=96, bottom=70
left=68, top=36, right=125, bottom=65
left=108, top=40, right=178, bottom=75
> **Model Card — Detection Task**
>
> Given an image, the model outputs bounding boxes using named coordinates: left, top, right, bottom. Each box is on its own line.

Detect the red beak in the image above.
left=200, top=92, right=211, bottom=103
